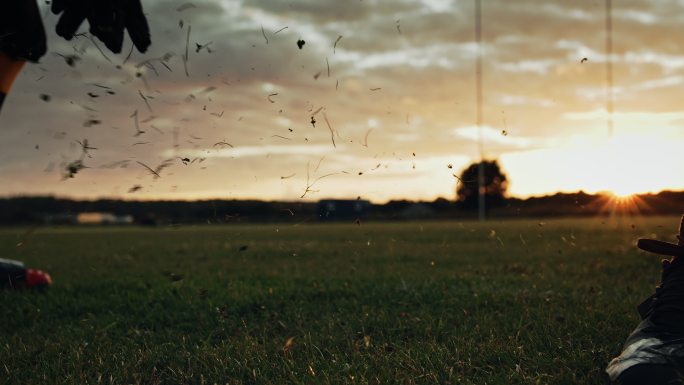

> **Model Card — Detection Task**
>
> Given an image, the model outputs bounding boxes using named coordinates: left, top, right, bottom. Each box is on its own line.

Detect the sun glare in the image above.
left=597, top=189, right=650, bottom=218
left=608, top=190, right=635, bottom=202
left=579, top=133, right=679, bottom=197
left=503, top=131, right=683, bottom=199
left=605, top=182, right=639, bottom=200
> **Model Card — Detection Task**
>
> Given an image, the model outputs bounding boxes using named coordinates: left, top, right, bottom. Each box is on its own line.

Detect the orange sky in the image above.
left=1, top=0, right=683, bottom=202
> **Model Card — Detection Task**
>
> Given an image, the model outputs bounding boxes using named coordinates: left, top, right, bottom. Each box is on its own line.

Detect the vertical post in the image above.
left=475, top=0, right=486, bottom=221
left=605, top=0, right=614, bottom=137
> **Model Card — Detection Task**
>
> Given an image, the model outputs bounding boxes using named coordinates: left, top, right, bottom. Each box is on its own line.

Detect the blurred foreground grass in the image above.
left=0, top=216, right=678, bottom=384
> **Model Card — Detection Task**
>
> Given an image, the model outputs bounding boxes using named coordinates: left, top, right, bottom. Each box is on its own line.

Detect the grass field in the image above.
left=0, top=216, right=679, bottom=384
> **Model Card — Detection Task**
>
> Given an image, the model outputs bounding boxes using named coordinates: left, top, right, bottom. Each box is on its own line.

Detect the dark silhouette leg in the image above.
left=618, top=364, right=684, bottom=385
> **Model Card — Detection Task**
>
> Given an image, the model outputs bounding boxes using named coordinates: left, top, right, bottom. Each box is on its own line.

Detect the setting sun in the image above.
left=503, top=130, right=683, bottom=199
left=609, top=190, right=635, bottom=200
left=589, top=133, right=679, bottom=197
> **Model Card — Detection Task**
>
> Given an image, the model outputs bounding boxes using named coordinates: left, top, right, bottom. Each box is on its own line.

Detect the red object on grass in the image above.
left=25, top=268, right=52, bottom=289
left=0, top=258, right=52, bottom=289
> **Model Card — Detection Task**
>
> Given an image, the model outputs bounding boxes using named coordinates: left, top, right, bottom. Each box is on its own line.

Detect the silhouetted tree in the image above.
left=456, top=160, right=508, bottom=209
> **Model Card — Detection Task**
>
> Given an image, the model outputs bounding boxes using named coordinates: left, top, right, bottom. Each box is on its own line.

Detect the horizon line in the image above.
left=1, top=188, right=682, bottom=205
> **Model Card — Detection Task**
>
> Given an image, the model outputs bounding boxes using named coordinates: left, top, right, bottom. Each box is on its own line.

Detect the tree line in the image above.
left=0, top=160, right=680, bottom=225
left=0, top=191, right=681, bottom=225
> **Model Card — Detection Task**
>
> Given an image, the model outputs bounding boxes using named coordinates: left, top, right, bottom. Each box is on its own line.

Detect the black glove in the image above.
left=52, top=0, right=151, bottom=54
left=0, top=0, right=47, bottom=62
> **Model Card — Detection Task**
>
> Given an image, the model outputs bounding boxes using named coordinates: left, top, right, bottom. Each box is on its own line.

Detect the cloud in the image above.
left=168, top=143, right=337, bottom=159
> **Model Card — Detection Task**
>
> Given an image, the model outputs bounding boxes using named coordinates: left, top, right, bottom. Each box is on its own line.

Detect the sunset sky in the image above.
left=1, top=0, right=684, bottom=202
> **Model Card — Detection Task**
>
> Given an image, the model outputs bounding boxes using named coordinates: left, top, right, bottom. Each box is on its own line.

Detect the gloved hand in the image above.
left=0, top=0, right=47, bottom=62
left=52, top=0, right=151, bottom=54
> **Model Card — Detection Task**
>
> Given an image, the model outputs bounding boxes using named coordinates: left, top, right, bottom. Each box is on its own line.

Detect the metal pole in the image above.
left=475, top=0, right=486, bottom=221
left=606, top=0, right=614, bottom=137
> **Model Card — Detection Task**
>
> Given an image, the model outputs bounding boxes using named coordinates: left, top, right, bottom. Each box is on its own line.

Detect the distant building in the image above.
left=317, top=199, right=371, bottom=221
left=76, top=212, right=134, bottom=225
left=43, top=213, right=77, bottom=225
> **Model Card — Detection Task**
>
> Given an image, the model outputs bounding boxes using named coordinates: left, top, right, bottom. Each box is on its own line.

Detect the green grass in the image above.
left=0, top=216, right=678, bottom=384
